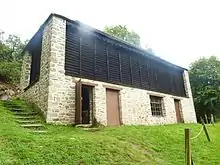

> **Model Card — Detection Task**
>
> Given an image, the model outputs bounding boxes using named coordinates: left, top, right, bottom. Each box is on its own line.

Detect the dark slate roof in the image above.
left=24, top=13, right=187, bottom=71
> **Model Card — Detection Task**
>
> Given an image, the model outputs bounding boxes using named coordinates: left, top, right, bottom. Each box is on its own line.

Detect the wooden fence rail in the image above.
left=185, top=123, right=211, bottom=165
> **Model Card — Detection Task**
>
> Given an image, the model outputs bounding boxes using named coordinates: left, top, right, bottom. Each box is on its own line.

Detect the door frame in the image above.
left=75, top=80, right=82, bottom=124
left=174, top=99, right=184, bottom=123
left=75, top=79, right=97, bottom=125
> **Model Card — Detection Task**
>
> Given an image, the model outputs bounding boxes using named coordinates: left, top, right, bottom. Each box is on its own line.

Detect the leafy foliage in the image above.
left=104, top=25, right=140, bottom=46
left=0, top=32, right=27, bottom=84
left=1, top=34, right=27, bottom=62
left=5, top=35, right=27, bottom=61
left=189, top=56, right=220, bottom=120
left=0, top=61, right=22, bottom=83
left=0, top=42, right=11, bottom=61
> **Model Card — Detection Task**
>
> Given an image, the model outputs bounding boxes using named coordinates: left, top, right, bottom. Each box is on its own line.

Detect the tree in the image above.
left=0, top=31, right=27, bottom=84
left=0, top=33, right=27, bottom=62
left=5, top=35, right=27, bottom=61
left=0, top=42, right=12, bottom=61
left=104, top=25, right=140, bottom=46
left=189, top=56, right=220, bottom=121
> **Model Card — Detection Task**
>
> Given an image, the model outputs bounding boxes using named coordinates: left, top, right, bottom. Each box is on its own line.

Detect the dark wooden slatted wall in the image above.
left=120, top=50, right=132, bottom=85
left=131, top=55, right=141, bottom=87
left=65, top=22, right=186, bottom=97
left=108, top=45, right=121, bottom=83
left=95, top=38, right=108, bottom=82
left=81, top=35, right=95, bottom=79
left=140, top=64, right=150, bottom=89
left=29, top=34, right=42, bottom=84
left=65, top=27, right=80, bottom=76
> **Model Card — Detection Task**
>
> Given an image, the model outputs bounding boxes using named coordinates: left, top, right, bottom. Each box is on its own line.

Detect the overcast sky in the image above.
left=0, top=0, right=220, bottom=68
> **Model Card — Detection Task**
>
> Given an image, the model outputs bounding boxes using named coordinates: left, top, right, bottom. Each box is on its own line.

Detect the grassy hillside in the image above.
left=0, top=100, right=219, bottom=165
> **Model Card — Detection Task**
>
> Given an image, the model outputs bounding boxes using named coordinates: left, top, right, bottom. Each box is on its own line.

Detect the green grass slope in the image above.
left=0, top=100, right=219, bottom=165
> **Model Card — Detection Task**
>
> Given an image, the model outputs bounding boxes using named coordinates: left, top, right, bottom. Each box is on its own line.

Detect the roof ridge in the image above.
left=24, top=13, right=187, bottom=71
left=52, top=13, right=186, bottom=71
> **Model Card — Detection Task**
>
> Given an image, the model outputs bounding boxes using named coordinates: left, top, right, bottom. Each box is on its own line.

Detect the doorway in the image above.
left=75, top=80, right=93, bottom=124
left=174, top=99, right=183, bottom=123
left=82, top=85, right=92, bottom=124
left=106, top=89, right=120, bottom=126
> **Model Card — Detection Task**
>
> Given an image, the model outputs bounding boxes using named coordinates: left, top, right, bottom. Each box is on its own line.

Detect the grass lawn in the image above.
left=0, top=100, right=220, bottom=165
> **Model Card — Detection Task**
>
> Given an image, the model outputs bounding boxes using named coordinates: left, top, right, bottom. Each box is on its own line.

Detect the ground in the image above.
left=0, top=100, right=219, bottom=165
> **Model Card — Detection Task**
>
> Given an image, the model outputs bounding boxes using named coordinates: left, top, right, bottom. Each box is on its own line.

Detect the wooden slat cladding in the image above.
left=65, top=26, right=80, bottom=76
left=29, top=32, right=42, bottom=84
left=120, top=51, right=132, bottom=85
left=81, top=35, right=95, bottom=79
left=140, top=61, right=150, bottom=89
left=108, top=44, right=120, bottom=83
left=65, top=22, right=186, bottom=97
left=95, top=38, right=108, bottom=82
left=131, top=55, right=141, bottom=87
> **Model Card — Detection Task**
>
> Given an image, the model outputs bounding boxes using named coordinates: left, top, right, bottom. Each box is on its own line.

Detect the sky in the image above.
left=0, top=0, right=220, bottom=68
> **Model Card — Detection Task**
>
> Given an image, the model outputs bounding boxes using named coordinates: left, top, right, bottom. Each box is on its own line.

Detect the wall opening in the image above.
left=174, top=99, right=184, bottom=123
left=75, top=81, right=94, bottom=125
left=82, top=85, right=93, bottom=124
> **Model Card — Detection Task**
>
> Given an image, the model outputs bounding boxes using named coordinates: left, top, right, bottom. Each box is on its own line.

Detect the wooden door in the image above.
left=75, top=80, right=82, bottom=124
left=106, top=89, right=120, bottom=126
left=174, top=99, right=182, bottom=123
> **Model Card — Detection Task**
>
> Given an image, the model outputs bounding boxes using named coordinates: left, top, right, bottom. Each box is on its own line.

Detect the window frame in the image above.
left=150, top=95, right=165, bottom=117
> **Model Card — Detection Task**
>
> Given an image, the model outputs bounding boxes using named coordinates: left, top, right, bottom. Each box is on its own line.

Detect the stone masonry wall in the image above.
left=20, top=52, right=31, bottom=91
left=48, top=74, right=197, bottom=125
left=67, top=76, right=197, bottom=125
left=182, top=70, right=197, bottom=123
left=20, top=15, right=75, bottom=124
left=20, top=17, right=53, bottom=116
left=46, top=16, right=76, bottom=124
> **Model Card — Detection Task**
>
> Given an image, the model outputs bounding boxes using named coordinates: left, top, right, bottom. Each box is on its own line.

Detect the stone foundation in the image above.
left=62, top=77, right=197, bottom=125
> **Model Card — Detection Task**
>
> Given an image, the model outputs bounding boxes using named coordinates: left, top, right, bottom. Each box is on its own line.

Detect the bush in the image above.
left=0, top=61, right=21, bottom=84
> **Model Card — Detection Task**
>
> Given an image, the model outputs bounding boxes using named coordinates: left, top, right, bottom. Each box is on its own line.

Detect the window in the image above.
left=150, top=95, right=165, bottom=116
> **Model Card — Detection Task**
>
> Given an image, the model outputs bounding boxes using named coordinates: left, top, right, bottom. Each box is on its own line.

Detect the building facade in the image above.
left=20, top=14, right=197, bottom=125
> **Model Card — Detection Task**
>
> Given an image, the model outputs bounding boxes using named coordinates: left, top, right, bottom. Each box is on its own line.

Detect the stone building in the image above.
left=20, top=13, right=197, bottom=125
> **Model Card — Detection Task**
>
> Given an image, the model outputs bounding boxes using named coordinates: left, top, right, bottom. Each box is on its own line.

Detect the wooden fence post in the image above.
left=211, top=114, right=215, bottom=125
left=185, top=128, right=191, bottom=165
left=205, top=114, right=208, bottom=124
left=201, top=120, right=211, bottom=142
